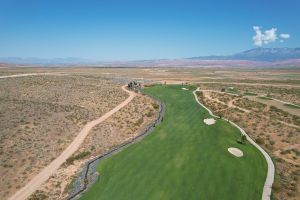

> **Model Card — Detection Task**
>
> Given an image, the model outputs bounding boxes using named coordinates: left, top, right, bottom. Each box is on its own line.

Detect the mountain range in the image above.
left=190, top=48, right=300, bottom=61
left=1, top=48, right=300, bottom=67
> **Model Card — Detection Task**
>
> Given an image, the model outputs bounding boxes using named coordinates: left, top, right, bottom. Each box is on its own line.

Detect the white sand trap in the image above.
left=203, top=118, right=216, bottom=125
left=228, top=147, right=244, bottom=157
left=182, top=87, right=188, bottom=90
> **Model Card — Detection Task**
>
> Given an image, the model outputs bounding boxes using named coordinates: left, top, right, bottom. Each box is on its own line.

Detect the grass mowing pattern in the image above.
left=80, top=85, right=267, bottom=200
left=283, top=103, right=300, bottom=109
left=258, top=96, right=273, bottom=100
left=244, top=92, right=257, bottom=96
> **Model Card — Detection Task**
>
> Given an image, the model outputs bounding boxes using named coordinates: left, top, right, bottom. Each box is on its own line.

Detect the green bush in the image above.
left=66, top=151, right=91, bottom=165
left=255, top=137, right=265, bottom=145
left=272, top=180, right=281, bottom=191
left=152, top=103, right=159, bottom=110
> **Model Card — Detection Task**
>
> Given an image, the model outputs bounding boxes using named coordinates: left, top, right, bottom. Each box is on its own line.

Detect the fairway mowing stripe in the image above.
left=78, top=85, right=268, bottom=200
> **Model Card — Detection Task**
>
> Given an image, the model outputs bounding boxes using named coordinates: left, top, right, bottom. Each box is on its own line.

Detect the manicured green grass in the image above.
left=244, top=92, right=257, bottom=96
left=80, top=85, right=267, bottom=200
left=284, top=103, right=300, bottom=109
left=226, top=87, right=240, bottom=94
left=258, top=96, right=273, bottom=100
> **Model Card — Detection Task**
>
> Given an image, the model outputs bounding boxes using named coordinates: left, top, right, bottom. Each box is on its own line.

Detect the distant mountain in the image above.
left=1, top=48, right=300, bottom=67
left=232, top=48, right=300, bottom=61
left=189, top=48, right=300, bottom=61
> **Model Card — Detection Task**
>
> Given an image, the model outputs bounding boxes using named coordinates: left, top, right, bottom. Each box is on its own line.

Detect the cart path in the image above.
left=193, top=88, right=275, bottom=200
left=8, top=85, right=136, bottom=200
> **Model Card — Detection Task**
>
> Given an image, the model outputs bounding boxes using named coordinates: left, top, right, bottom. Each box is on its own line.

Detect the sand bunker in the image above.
left=203, top=118, right=216, bottom=125
left=228, top=147, right=244, bottom=157
left=182, top=87, right=189, bottom=90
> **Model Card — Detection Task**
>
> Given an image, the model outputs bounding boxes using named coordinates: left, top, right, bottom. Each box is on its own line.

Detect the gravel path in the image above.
left=8, top=85, right=136, bottom=200
left=0, top=72, right=67, bottom=79
left=193, top=88, right=275, bottom=200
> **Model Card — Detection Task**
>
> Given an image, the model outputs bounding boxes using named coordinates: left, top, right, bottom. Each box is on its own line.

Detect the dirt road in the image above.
left=201, top=90, right=250, bottom=113
left=0, top=73, right=67, bottom=79
left=8, top=85, right=136, bottom=200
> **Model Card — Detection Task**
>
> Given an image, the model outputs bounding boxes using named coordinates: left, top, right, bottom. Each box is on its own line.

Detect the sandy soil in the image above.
left=246, top=96, right=300, bottom=117
left=196, top=88, right=299, bottom=200
left=31, top=93, right=159, bottom=199
left=8, top=86, right=136, bottom=200
left=201, top=89, right=298, bottom=116
left=202, top=91, right=250, bottom=113
left=194, top=88, right=274, bottom=200
left=0, top=75, right=128, bottom=199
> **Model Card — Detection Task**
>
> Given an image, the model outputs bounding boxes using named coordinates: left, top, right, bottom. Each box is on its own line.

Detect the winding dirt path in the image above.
left=199, top=89, right=299, bottom=116
left=193, top=88, right=275, bottom=200
left=201, top=90, right=250, bottom=113
left=8, top=85, right=136, bottom=200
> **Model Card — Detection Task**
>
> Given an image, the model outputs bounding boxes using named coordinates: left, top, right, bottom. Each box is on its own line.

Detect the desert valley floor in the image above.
left=0, top=67, right=299, bottom=200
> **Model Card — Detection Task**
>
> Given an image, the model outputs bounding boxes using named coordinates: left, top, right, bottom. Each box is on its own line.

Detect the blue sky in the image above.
left=0, top=0, right=299, bottom=60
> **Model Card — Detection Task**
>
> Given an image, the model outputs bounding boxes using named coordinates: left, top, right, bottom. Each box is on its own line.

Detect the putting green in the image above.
left=80, top=85, right=267, bottom=200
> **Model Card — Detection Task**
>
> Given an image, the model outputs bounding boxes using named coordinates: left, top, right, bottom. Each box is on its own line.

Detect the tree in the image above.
left=241, top=134, right=247, bottom=144
left=237, top=134, right=247, bottom=144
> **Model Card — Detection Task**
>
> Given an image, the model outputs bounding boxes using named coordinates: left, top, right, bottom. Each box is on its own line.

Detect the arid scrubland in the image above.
left=0, top=75, right=128, bottom=199
left=196, top=85, right=300, bottom=200
left=29, top=93, right=159, bottom=200
left=0, top=67, right=299, bottom=200
left=198, top=82, right=300, bottom=105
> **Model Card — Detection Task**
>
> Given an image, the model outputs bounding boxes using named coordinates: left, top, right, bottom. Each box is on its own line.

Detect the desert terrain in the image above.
left=0, top=74, right=129, bottom=199
left=196, top=84, right=299, bottom=200
left=0, top=66, right=299, bottom=200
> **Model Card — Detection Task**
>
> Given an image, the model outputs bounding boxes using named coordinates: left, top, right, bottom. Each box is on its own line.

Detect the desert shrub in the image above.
left=292, top=149, right=300, bottom=156
left=29, top=190, right=49, bottom=200
left=287, top=191, right=296, bottom=197
left=66, top=151, right=91, bottom=165
left=255, top=137, right=265, bottom=145
left=195, top=91, right=203, bottom=97
left=152, top=103, right=159, bottom=110
left=280, top=149, right=291, bottom=155
left=134, top=118, right=144, bottom=126
left=272, top=180, right=282, bottom=191
left=146, top=111, right=153, bottom=117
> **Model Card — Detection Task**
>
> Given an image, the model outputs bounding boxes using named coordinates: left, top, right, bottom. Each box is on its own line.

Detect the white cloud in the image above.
left=280, top=33, right=290, bottom=39
left=252, top=26, right=277, bottom=46
left=252, top=26, right=290, bottom=46
left=253, top=26, right=263, bottom=46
